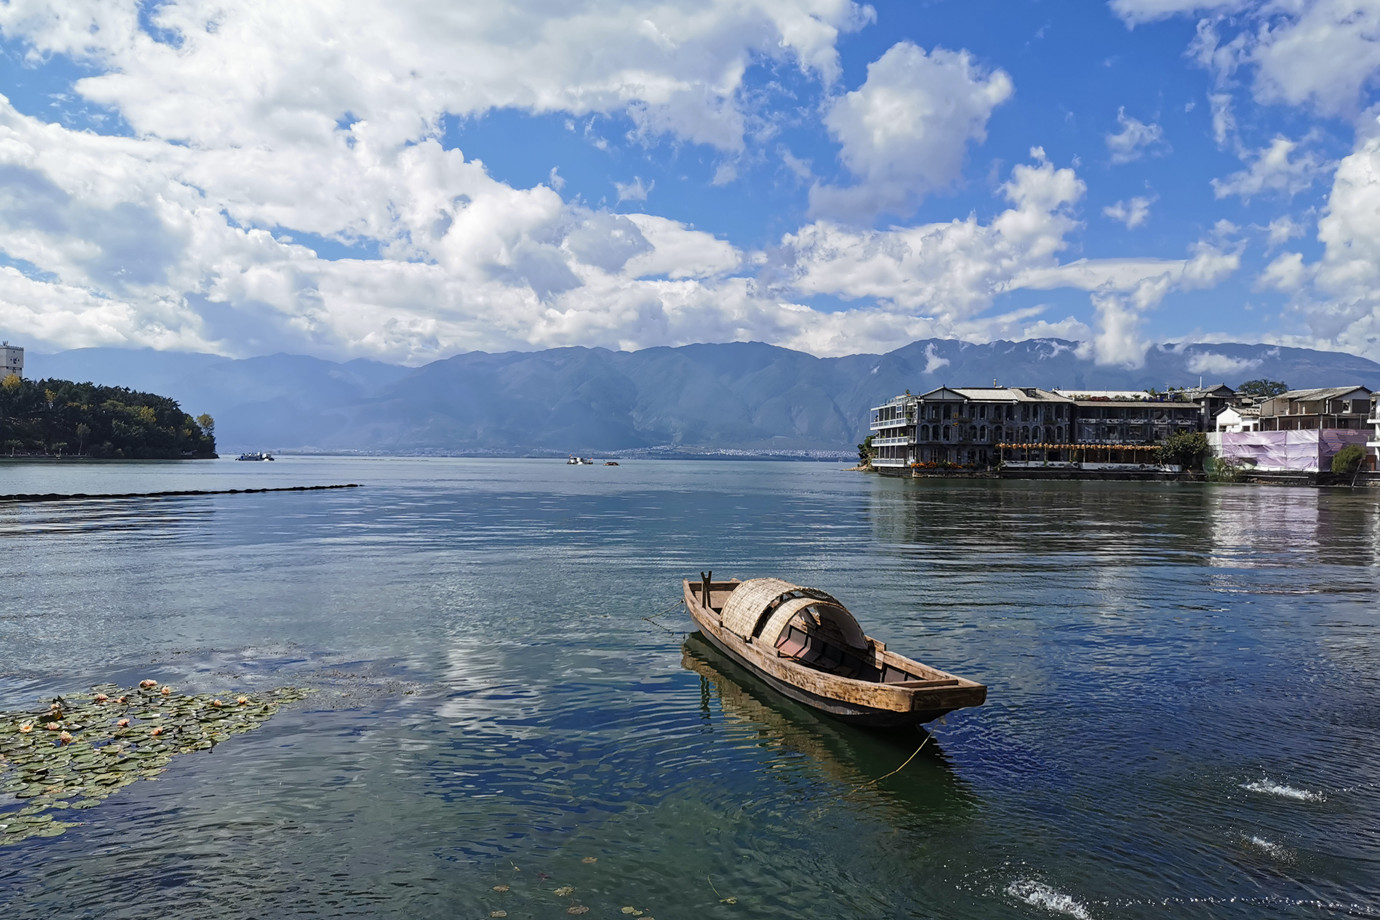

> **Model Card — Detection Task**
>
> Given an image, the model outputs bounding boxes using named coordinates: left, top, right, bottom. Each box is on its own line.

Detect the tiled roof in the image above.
left=1279, top=385, right=1371, bottom=401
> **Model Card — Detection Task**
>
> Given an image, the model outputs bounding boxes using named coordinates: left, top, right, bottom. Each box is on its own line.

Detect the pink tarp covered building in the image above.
left=1209, top=429, right=1370, bottom=472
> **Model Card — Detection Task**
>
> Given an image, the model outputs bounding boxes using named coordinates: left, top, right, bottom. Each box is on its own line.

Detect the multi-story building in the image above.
left=1055, top=390, right=1202, bottom=443
left=869, top=386, right=1075, bottom=469
left=1256, top=386, right=1373, bottom=431
left=870, top=384, right=1211, bottom=472
left=0, top=341, right=22, bottom=379
left=1178, top=384, right=1238, bottom=430
left=869, top=393, right=918, bottom=470
left=1369, top=393, right=1380, bottom=467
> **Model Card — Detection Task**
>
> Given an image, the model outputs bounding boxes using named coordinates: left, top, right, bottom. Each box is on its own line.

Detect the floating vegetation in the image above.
left=0, top=681, right=311, bottom=846
left=479, top=857, right=658, bottom=920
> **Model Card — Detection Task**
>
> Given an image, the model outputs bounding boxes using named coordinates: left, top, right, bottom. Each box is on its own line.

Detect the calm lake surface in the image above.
left=1, top=458, right=1378, bottom=919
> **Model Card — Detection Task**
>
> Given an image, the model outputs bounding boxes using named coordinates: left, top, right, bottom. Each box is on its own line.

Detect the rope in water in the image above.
left=641, top=597, right=686, bottom=635
left=851, top=731, right=933, bottom=791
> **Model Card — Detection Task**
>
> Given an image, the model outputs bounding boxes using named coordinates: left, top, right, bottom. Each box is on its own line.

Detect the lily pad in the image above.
left=1, top=681, right=311, bottom=846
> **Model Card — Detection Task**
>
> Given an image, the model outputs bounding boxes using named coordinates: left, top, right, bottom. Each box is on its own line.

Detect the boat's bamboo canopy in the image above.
left=720, top=578, right=867, bottom=650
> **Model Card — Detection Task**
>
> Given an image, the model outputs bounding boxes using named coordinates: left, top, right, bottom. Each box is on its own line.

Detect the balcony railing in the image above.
left=870, top=417, right=914, bottom=431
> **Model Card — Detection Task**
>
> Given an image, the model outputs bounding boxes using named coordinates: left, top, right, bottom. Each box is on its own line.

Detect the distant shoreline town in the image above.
left=866, top=382, right=1376, bottom=483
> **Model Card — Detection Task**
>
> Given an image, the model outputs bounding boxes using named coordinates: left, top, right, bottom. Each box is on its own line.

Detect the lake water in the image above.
left=1, top=457, right=1378, bottom=919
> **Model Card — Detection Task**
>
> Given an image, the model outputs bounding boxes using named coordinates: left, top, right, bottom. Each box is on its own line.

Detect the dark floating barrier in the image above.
left=0, top=484, right=361, bottom=504
left=1, top=682, right=312, bottom=845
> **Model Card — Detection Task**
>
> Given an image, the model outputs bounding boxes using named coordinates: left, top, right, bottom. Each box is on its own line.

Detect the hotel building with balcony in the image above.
left=869, top=386, right=1208, bottom=472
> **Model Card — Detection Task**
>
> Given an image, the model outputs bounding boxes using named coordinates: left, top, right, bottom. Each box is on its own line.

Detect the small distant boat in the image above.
left=683, top=574, right=986, bottom=728
left=604, top=461, right=619, bottom=466
left=566, top=456, right=594, bottom=465
left=236, top=452, right=275, bottom=461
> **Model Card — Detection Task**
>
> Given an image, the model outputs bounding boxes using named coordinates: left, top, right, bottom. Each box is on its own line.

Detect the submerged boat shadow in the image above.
left=681, top=633, right=978, bottom=816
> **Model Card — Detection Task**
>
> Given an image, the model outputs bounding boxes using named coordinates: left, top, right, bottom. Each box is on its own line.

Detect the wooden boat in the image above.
left=683, top=573, right=986, bottom=728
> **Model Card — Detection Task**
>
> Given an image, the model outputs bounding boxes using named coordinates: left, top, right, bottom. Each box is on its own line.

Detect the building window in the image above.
left=942, top=425, right=951, bottom=441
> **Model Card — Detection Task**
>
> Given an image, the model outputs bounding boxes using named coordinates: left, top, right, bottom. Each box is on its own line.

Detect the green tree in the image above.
left=857, top=434, right=876, bottom=469
left=196, top=413, right=215, bottom=440
left=1238, top=379, right=1288, bottom=398
left=1332, top=444, right=1367, bottom=474
left=0, top=376, right=216, bottom=459
left=1157, top=431, right=1209, bottom=470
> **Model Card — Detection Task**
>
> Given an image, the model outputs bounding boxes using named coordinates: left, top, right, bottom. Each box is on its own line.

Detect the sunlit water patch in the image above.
left=1241, top=777, right=1328, bottom=803
left=1242, top=834, right=1291, bottom=861
left=1005, top=879, right=1096, bottom=919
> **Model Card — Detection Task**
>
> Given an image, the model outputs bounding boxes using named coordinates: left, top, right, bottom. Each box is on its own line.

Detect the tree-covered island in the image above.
left=0, top=375, right=216, bottom=459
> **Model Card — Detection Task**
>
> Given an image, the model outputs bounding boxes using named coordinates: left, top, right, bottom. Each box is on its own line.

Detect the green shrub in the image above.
left=1332, top=443, right=1367, bottom=474
left=1156, top=431, right=1209, bottom=470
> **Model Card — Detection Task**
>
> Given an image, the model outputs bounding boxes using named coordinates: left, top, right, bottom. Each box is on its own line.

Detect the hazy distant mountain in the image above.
left=24, top=340, right=1380, bottom=455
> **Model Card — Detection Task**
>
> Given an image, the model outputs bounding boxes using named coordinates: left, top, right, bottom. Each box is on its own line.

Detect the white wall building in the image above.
left=1, top=342, right=22, bottom=378
left=1369, top=393, right=1380, bottom=467
left=1213, top=404, right=1259, bottom=433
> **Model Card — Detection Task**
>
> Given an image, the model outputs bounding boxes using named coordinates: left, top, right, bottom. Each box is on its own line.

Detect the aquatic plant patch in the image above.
left=0, top=682, right=311, bottom=845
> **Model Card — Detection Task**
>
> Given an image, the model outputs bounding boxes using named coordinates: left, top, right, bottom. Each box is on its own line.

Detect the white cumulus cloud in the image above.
left=1106, top=107, right=1168, bottom=164
left=1211, top=135, right=1325, bottom=200
left=1103, top=195, right=1154, bottom=228
left=810, top=41, right=1013, bottom=221
left=783, top=152, right=1084, bottom=319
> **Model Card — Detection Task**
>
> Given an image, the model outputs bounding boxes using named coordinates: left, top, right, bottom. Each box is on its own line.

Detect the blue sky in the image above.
left=0, top=0, right=1378, bottom=373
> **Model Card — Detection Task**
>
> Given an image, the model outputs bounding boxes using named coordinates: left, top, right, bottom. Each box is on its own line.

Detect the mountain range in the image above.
left=24, top=339, right=1380, bottom=456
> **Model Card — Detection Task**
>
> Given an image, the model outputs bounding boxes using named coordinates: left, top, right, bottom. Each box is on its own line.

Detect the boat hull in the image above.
left=683, top=579, right=985, bottom=729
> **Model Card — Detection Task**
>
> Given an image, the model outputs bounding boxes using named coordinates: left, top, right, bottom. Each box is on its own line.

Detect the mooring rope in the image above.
left=851, top=731, right=933, bottom=791
left=641, top=597, right=686, bottom=636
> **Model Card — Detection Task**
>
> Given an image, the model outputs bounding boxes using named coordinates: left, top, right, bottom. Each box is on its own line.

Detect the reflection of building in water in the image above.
left=1205, top=486, right=1321, bottom=569
left=1205, top=484, right=1379, bottom=568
